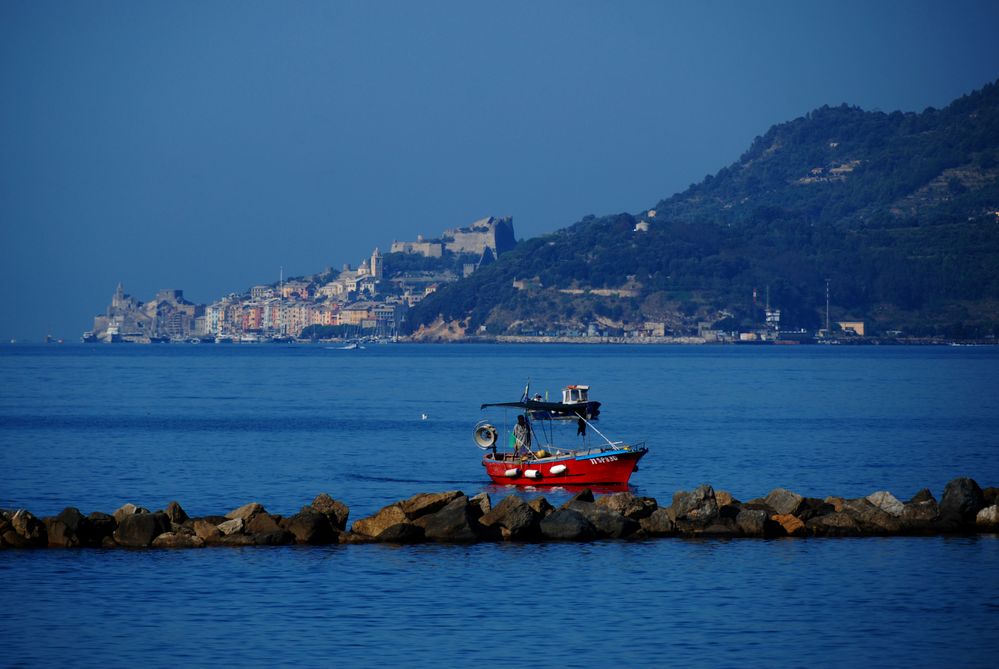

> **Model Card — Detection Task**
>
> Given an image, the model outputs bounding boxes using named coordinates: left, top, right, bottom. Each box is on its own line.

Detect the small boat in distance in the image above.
left=476, top=385, right=646, bottom=486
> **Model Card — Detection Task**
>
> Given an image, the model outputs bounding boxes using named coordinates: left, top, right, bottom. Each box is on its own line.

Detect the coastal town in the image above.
left=83, top=216, right=516, bottom=344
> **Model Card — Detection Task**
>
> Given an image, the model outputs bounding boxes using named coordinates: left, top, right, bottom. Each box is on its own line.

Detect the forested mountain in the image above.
left=407, top=80, right=999, bottom=339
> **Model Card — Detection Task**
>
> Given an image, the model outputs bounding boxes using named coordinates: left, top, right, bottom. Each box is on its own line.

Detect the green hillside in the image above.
left=406, top=80, right=999, bottom=339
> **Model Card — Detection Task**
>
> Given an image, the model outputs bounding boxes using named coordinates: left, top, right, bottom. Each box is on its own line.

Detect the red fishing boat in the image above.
left=475, top=384, right=647, bottom=486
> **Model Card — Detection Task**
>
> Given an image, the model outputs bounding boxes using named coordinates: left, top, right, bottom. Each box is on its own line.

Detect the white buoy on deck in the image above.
left=549, top=464, right=568, bottom=475
left=504, top=468, right=520, bottom=478
left=525, top=469, right=541, bottom=479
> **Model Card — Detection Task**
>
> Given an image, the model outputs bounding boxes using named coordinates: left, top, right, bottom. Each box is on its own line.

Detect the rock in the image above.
left=152, top=532, right=205, bottom=548
left=841, top=499, right=902, bottom=534
left=217, top=517, right=245, bottom=536
left=253, top=530, right=295, bottom=546
left=376, top=523, right=426, bottom=544
left=982, top=487, right=998, bottom=508
left=669, top=484, right=719, bottom=529
left=735, top=509, right=769, bottom=537
left=940, top=477, right=985, bottom=525
left=352, top=504, right=408, bottom=537
left=639, top=508, right=675, bottom=536
left=205, top=533, right=257, bottom=547
left=715, top=491, right=736, bottom=507
left=469, top=492, right=491, bottom=517
left=165, top=501, right=189, bottom=525
left=806, top=512, right=861, bottom=537
left=245, top=512, right=281, bottom=535
left=824, top=496, right=845, bottom=512
left=114, top=512, right=170, bottom=547
left=479, top=495, right=539, bottom=541
left=528, top=497, right=555, bottom=518
left=797, top=498, right=836, bottom=522
left=11, top=510, right=47, bottom=547
left=226, top=502, right=265, bottom=522
left=399, top=491, right=464, bottom=520
left=45, top=507, right=93, bottom=547
left=901, top=494, right=940, bottom=532
left=112, top=503, right=148, bottom=524
left=764, top=488, right=805, bottom=516
left=193, top=519, right=222, bottom=540
left=87, top=512, right=117, bottom=543
left=311, top=493, right=350, bottom=529
left=866, top=491, right=905, bottom=517
left=423, top=497, right=481, bottom=543
left=772, top=514, right=807, bottom=537
left=285, top=510, right=338, bottom=544
left=561, top=489, right=595, bottom=508
left=701, top=518, right=741, bottom=537
left=565, top=501, right=639, bottom=539
left=540, top=508, right=596, bottom=541
left=596, top=492, right=657, bottom=519
left=975, top=505, right=999, bottom=528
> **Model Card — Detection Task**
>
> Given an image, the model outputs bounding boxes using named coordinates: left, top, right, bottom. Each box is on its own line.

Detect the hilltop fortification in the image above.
left=391, top=216, right=516, bottom=258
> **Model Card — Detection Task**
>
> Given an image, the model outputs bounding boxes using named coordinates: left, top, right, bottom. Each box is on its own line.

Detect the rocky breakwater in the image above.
left=2, top=478, right=997, bottom=549
left=0, top=493, right=349, bottom=549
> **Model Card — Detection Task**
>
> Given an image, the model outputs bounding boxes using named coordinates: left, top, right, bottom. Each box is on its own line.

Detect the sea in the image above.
left=1, top=343, right=997, bottom=668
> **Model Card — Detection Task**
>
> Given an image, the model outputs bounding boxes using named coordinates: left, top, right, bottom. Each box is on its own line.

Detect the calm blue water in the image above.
left=1, top=344, right=998, bottom=667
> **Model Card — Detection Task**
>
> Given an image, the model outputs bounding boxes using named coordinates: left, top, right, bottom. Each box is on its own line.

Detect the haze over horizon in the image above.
left=3, top=1, right=999, bottom=341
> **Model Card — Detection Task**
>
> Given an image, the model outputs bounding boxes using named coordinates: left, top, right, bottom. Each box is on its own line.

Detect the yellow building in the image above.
left=838, top=321, right=865, bottom=336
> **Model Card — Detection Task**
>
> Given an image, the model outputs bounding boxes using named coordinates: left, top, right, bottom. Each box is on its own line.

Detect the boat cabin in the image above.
left=562, top=385, right=589, bottom=404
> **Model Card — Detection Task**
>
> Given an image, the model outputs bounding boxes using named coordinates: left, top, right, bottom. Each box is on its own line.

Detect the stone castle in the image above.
left=390, top=216, right=516, bottom=258
left=91, top=283, right=202, bottom=342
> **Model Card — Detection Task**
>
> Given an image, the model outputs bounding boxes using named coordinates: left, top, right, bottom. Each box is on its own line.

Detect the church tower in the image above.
left=371, top=247, right=383, bottom=279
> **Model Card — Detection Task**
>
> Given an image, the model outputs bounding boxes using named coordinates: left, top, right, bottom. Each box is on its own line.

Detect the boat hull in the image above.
left=482, top=447, right=646, bottom=486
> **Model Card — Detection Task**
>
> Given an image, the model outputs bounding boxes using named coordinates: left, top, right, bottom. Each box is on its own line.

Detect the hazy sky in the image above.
left=2, top=1, right=998, bottom=340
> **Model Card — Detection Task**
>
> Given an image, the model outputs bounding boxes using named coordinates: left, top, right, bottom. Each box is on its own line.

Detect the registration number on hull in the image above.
left=588, top=456, right=619, bottom=464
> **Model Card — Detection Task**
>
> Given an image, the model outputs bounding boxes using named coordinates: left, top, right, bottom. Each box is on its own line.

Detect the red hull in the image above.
left=482, top=448, right=646, bottom=486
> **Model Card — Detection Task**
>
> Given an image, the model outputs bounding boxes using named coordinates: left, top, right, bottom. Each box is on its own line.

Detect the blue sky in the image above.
left=2, top=1, right=998, bottom=340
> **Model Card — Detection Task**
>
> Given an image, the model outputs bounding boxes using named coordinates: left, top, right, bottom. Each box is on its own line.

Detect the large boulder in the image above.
left=940, top=477, right=985, bottom=525
left=469, top=492, right=491, bottom=517
left=564, top=501, right=639, bottom=539
left=87, top=512, right=117, bottom=544
left=351, top=504, right=408, bottom=537
left=376, top=523, right=426, bottom=544
left=285, top=510, right=338, bottom=545
left=865, top=491, right=905, bottom=517
left=528, top=497, right=555, bottom=518
left=771, top=514, right=808, bottom=537
left=841, top=499, right=902, bottom=534
left=478, top=495, right=539, bottom=541
left=806, top=512, right=861, bottom=537
left=423, top=496, right=482, bottom=543
left=975, top=505, right=999, bottom=529
left=152, top=532, right=205, bottom=548
left=311, top=493, right=350, bottom=530
left=735, top=509, right=769, bottom=537
left=112, top=503, right=148, bottom=524
left=399, top=491, right=464, bottom=520
left=669, top=484, right=719, bottom=530
left=114, top=512, right=171, bottom=547
left=165, top=501, right=189, bottom=525
left=193, top=519, right=222, bottom=541
left=639, top=508, right=675, bottom=536
left=10, top=510, right=47, bottom=547
left=596, top=492, right=657, bottom=519
left=45, top=507, right=93, bottom=547
left=253, top=530, right=295, bottom=546
left=226, top=502, right=266, bottom=522
left=245, top=512, right=282, bottom=535
left=900, top=489, right=940, bottom=531
left=540, top=508, right=596, bottom=541
left=764, top=488, right=806, bottom=517
left=217, top=518, right=245, bottom=536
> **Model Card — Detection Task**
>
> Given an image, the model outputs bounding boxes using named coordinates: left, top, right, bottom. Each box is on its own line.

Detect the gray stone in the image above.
left=376, top=523, right=426, bottom=544
left=866, top=491, right=905, bottom=517
left=975, top=505, right=999, bottom=528
left=217, top=517, right=245, bottom=536
left=225, top=502, right=266, bottom=522
left=205, top=533, right=256, bottom=547
left=596, top=492, right=657, bottom=519
left=351, top=504, right=408, bottom=537
left=114, top=512, right=170, bottom=547
left=311, top=493, right=350, bottom=530
left=11, top=510, right=47, bottom=547
left=469, top=492, right=491, bottom=517
left=735, top=508, right=769, bottom=537
left=399, top=491, right=464, bottom=520
left=87, top=512, right=117, bottom=543
left=565, top=501, right=639, bottom=538
left=540, top=508, right=596, bottom=541
left=478, top=495, right=539, bottom=541
left=528, top=497, right=555, bottom=518
left=806, top=512, right=861, bottom=536
left=940, top=477, right=985, bottom=525
left=423, top=497, right=481, bottom=543
left=165, top=501, right=189, bottom=525
left=112, top=503, right=148, bottom=524
left=764, top=488, right=806, bottom=517
left=285, top=510, right=338, bottom=545
left=253, top=530, right=295, bottom=546
left=669, top=484, right=719, bottom=529
left=901, top=493, right=940, bottom=531
left=638, top=508, right=675, bottom=536
left=245, top=512, right=281, bottom=535
left=841, top=499, right=902, bottom=534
